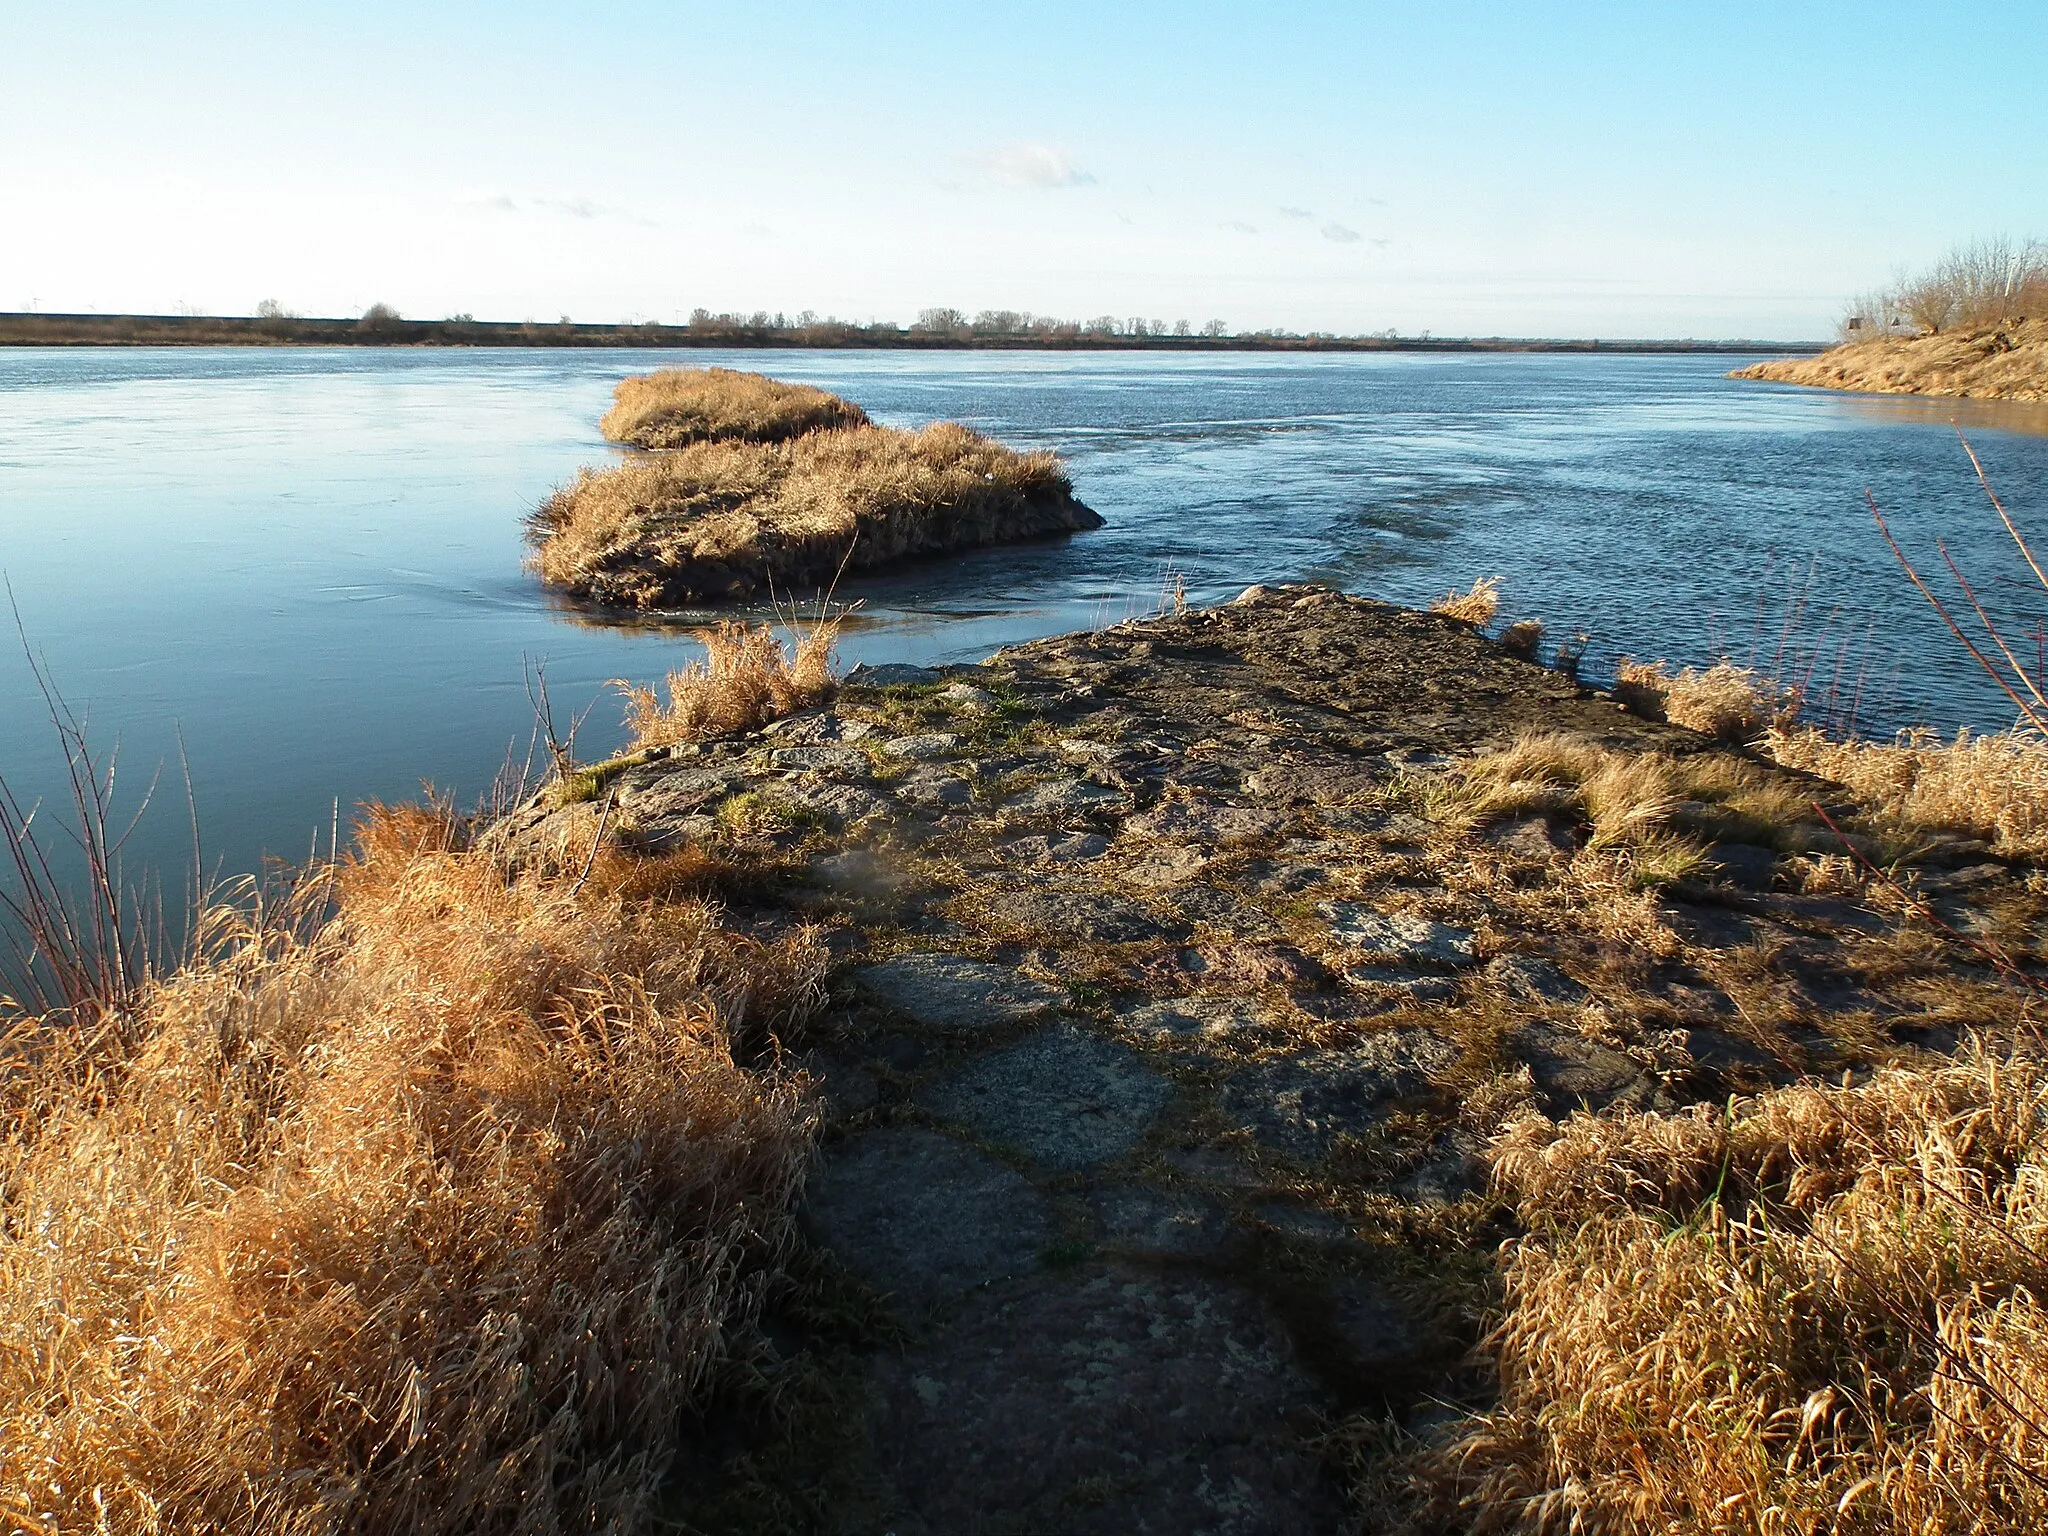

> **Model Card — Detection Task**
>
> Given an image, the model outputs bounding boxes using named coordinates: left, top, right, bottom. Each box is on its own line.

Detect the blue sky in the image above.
left=5, top=1, right=2044, bottom=337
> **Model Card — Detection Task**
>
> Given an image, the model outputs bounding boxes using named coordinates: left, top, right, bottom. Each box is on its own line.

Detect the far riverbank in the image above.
left=0, top=310, right=1826, bottom=353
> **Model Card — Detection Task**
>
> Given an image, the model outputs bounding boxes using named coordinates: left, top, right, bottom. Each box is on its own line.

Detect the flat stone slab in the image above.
left=1124, top=801, right=1282, bottom=844
left=847, top=662, right=944, bottom=686
left=1000, top=831, right=1110, bottom=865
left=1118, top=995, right=1270, bottom=1041
left=872, top=1268, right=1340, bottom=1535
left=853, top=953, right=1063, bottom=1029
left=1119, top=843, right=1216, bottom=888
left=920, top=1025, right=1171, bottom=1171
left=803, top=1128, right=1051, bottom=1305
left=782, top=779, right=892, bottom=827
left=1343, top=967, right=1459, bottom=1004
left=893, top=769, right=976, bottom=812
left=1222, top=1030, right=1457, bottom=1160
left=767, top=744, right=871, bottom=777
left=1511, top=1022, right=1655, bottom=1114
left=1487, top=952, right=1587, bottom=1004
left=881, top=732, right=962, bottom=760
left=1088, top=1186, right=1235, bottom=1259
left=979, top=887, right=1188, bottom=944
left=1004, top=777, right=1128, bottom=817
left=1318, top=903, right=1477, bottom=967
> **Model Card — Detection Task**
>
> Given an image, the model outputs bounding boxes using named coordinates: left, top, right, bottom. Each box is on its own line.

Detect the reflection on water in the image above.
left=2, top=345, right=2046, bottom=890
left=1831, top=391, right=2048, bottom=439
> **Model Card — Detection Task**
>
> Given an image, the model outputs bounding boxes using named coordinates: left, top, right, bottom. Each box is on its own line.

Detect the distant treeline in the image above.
left=0, top=304, right=1820, bottom=353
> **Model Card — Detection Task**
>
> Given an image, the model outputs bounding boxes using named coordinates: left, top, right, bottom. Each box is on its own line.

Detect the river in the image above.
left=3, top=345, right=2046, bottom=893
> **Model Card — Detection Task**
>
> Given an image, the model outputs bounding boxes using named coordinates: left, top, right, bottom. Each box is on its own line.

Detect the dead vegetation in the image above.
left=1454, top=730, right=1822, bottom=871
left=1397, top=1044, right=2048, bottom=1534
left=1734, top=238, right=2047, bottom=400
left=620, top=617, right=843, bottom=749
left=528, top=420, right=1094, bottom=607
left=0, top=803, right=823, bottom=1534
left=1612, top=657, right=1803, bottom=742
left=1432, top=576, right=1502, bottom=627
left=1765, top=725, right=2048, bottom=857
left=599, top=366, right=871, bottom=449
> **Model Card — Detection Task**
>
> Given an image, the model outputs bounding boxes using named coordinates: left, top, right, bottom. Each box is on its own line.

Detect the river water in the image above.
left=3, top=345, right=2047, bottom=893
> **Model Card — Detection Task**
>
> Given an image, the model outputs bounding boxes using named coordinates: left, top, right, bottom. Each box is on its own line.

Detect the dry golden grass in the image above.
left=529, top=422, right=1089, bottom=607
left=1614, top=658, right=1803, bottom=742
left=1732, top=318, right=2048, bottom=403
left=1765, top=725, right=2048, bottom=857
left=0, top=803, right=822, bottom=1534
left=620, top=618, right=842, bottom=749
left=1402, top=1042, right=2048, bottom=1534
left=599, top=366, right=871, bottom=448
left=1455, top=731, right=1821, bottom=869
left=1433, top=576, right=1502, bottom=627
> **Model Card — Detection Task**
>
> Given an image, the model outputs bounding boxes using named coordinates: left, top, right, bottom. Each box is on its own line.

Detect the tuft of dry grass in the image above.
left=0, top=802, right=823, bottom=1534
left=1433, top=576, right=1502, bottom=627
left=600, top=366, right=872, bottom=449
left=1765, top=724, right=2048, bottom=856
left=529, top=421, right=1093, bottom=608
left=1456, top=731, right=1821, bottom=863
left=1614, top=657, right=1803, bottom=742
left=620, top=618, right=843, bottom=749
left=1401, top=1042, right=2048, bottom=1534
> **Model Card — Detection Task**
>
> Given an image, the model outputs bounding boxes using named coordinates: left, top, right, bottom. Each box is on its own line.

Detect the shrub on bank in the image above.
left=0, top=804, right=821, bottom=1534
left=600, top=366, right=872, bottom=449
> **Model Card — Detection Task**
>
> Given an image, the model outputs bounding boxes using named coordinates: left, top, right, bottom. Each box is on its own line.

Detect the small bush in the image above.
left=1614, top=657, right=1802, bottom=742
left=619, top=618, right=842, bottom=748
left=1498, top=618, right=1545, bottom=660
left=1765, top=724, right=2048, bottom=856
left=599, top=367, right=870, bottom=449
left=1432, top=576, right=1501, bottom=627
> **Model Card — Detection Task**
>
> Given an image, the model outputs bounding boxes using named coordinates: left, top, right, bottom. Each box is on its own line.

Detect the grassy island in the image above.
left=530, top=369, right=1101, bottom=607
left=599, top=366, right=872, bottom=447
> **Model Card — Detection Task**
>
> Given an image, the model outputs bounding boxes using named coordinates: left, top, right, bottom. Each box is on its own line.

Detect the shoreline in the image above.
left=7, top=582, right=2045, bottom=1526
left=1731, top=318, right=2047, bottom=402
left=0, top=311, right=1826, bottom=354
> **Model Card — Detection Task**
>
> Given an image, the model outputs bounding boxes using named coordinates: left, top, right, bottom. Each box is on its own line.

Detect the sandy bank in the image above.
left=1732, top=317, right=2048, bottom=401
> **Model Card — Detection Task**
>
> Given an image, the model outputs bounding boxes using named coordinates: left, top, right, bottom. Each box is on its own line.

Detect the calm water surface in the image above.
left=4, top=346, right=2048, bottom=890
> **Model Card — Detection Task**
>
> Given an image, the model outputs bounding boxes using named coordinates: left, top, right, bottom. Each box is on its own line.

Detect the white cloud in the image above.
left=456, top=191, right=636, bottom=222
left=1224, top=219, right=1259, bottom=234
left=1278, top=205, right=1313, bottom=219
left=967, top=143, right=1095, bottom=189
left=1322, top=223, right=1362, bottom=243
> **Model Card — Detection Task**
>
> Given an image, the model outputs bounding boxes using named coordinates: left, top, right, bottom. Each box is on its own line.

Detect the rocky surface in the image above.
left=490, top=584, right=2019, bottom=1531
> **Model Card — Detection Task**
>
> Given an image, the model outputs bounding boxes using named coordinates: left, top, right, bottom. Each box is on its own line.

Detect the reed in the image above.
left=1613, top=657, right=1803, bottom=742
